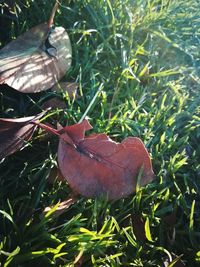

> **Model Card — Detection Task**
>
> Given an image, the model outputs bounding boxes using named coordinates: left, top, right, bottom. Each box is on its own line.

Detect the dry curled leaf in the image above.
left=0, top=11, right=71, bottom=93
left=43, top=195, right=77, bottom=218
left=57, top=119, right=154, bottom=200
left=162, top=253, right=185, bottom=267
left=0, top=111, right=45, bottom=159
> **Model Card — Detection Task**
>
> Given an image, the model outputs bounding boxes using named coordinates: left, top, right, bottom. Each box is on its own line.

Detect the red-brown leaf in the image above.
left=0, top=112, right=45, bottom=159
left=57, top=120, right=154, bottom=200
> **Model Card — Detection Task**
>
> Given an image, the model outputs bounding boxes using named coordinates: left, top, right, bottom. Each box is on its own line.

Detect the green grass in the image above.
left=0, top=0, right=200, bottom=266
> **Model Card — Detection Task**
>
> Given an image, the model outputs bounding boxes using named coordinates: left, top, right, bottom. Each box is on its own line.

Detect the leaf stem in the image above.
left=48, top=1, right=59, bottom=28
left=34, top=121, right=60, bottom=137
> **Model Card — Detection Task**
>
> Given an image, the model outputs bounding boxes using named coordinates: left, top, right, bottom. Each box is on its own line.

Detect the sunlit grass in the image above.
left=0, top=0, right=200, bottom=266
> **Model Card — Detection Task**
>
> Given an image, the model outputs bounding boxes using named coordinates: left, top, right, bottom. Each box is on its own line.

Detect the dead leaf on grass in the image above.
left=51, top=81, right=79, bottom=98
left=0, top=3, right=72, bottom=93
left=42, top=82, right=79, bottom=110
left=162, top=253, right=185, bottom=267
left=0, top=111, right=46, bottom=159
left=42, top=97, right=66, bottom=110
left=57, top=119, right=155, bottom=200
left=43, top=195, right=77, bottom=217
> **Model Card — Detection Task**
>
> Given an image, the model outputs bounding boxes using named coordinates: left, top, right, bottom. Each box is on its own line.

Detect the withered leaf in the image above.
left=162, top=253, right=186, bottom=267
left=51, top=82, right=79, bottom=98
left=57, top=119, right=154, bottom=200
left=0, top=23, right=72, bottom=93
left=42, top=82, right=79, bottom=110
left=42, top=97, right=66, bottom=110
left=0, top=112, right=45, bottom=159
left=43, top=195, right=77, bottom=218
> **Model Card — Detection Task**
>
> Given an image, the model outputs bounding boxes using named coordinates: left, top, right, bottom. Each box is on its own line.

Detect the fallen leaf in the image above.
left=0, top=111, right=45, bottom=159
left=57, top=119, right=154, bottom=200
left=0, top=4, right=72, bottom=93
left=162, top=253, right=185, bottom=267
left=74, top=252, right=84, bottom=267
left=51, top=81, right=79, bottom=98
left=41, top=82, right=79, bottom=110
left=43, top=195, right=77, bottom=217
left=42, top=97, right=66, bottom=110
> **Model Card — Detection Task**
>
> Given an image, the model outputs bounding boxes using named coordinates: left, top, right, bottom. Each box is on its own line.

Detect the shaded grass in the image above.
left=0, top=0, right=200, bottom=266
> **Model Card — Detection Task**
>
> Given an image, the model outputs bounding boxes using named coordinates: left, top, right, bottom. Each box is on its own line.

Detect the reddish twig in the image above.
left=48, top=1, right=59, bottom=28
left=33, top=121, right=60, bottom=137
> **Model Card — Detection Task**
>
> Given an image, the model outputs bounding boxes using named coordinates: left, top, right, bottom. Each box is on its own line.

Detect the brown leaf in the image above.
left=0, top=112, right=45, bottom=159
left=51, top=82, right=79, bottom=98
left=42, top=97, right=66, bottom=110
left=162, top=253, right=185, bottom=267
left=41, top=82, right=79, bottom=110
left=74, top=254, right=84, bottom=267
left=0, top=22, right=72, bottom=93
left=57, top=119, right=155, bottom=200
left=43, top=195, right=77, bottom=217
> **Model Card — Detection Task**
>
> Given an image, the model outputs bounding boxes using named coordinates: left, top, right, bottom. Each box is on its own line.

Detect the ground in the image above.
left=0, top=0, right=200, bottom=266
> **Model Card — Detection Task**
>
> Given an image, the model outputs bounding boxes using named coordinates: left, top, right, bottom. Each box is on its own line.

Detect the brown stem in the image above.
left=48, top=1, right=59, bottom=28
left=33, top=121, right=60, bottom=137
